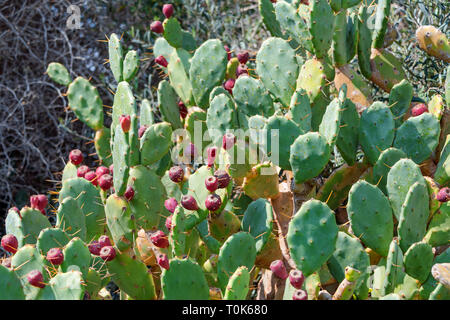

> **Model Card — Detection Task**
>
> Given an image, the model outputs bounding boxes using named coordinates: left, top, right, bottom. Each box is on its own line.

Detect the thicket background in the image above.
left=0, top=0, right=448, bottom=229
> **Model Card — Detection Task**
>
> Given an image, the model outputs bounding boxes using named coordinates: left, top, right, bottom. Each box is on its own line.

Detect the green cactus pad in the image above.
left=393, top=113, right=440, bottom=164
left=0, top=265, right=25, bottom=300
left=226, top=57, right=239, bottom=80
left=274, top=1, right=313, bottom=53
left=153, top=37, right=175, bottom=65
left=309, top=0, right=334, bottom=59
left=224, top=266, right=250, bottom=300
left=105, top=194, right=136, bottom=251
left=36, top=228, right=70, bottom=256
left=263, top=115, right=302, bottom=170
left=382, top=239, right=406, bottom=296
left=6, top=207, right=51, bottom=247
left=372, top=147, right=407, bottom=195
left=157, top=80, right=182, bottom=129
left=242, top=199, right=273, bottom=254
left=397, top=182, right=429, bottom=252
left=327, top=232, right=370, bottom=299
left=336, top=97, right=360, bottom=165
left=347, top=180, right=393, bottom=257
left=357, top=5, right=373, bottom=79
left=112, top=124, right=130, bottom=196
left=386, top=159, right=426, bottom=220
left=206, top=93, right=238, bottom=145
left=107, top=250, right=156, bottom=300
left=242, top=162, right=279, bottom=200
left=111, top=81, right=137, bottom=138
left=56, top=197, right=86, bottom=241
left=287, top=199, right=338, bottom=277
left=332, top=10, right=348, bottom=67
left=108, top=33, right=123, bottom=82
left=59, top=177, right=106, bottom=243
left=429, top=95, right=445, bottom=121
left=233, top=76, right=275, bottom=118
left=403, top=242, right=434, bottom=283
left=372, top=0, right=391, bottom=49
left=123, top=50, right=139, bottom=82
left=163, top=18, right=183, bottom=48
left=290, top=132, right=331, bottom=184
left=389, top=79, right=413, bottom=127
left=139, top=99, right=154, bottom=127
left=424, top=201, right=450, bottom=247
left=167, top=48, right=193, bottom=105
left=258, top=0, right=283, bottom=38
left=256, top=37, right=299, bottom=107
left=127, top=166, right=165, bottom=230
left=61, top=161, right=78, bottom=182
left=161, top=258, right=209, bottom=300
left=67, top=77, right=104, bottom=130
left=369, top=49, right=406, bottom=93
left=319, top=98, right=342, bottom=147
left=359, top=102, right=395, bottom=164
left=189, top=39, right=228, bottom=109
left=60, top=237, right=91, bottom=278
left=140, top=122, right=173, bottom=165
left=43, top=271, right=85, bottom=300
left=94, top=127, right=112, bottom=166
left=46, top=62, right=72, bottom=86
left=287, top=89, right=312, bottom=133
left=217, top=232, right=256, bottom=293
left=11, top=245, right=47, bottom=300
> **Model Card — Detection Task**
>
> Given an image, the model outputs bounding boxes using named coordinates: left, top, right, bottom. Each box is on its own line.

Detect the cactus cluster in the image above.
left=1, top=1, right=449, bottom=300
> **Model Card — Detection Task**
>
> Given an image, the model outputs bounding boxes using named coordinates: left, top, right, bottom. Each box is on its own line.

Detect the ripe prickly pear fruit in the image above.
left=155, top=55, right=168, bottom=68
left=292, top=289, right=308, bottom=300
left=95, top=166, right=110, bottom=178
left=411, top=103, right=428, bottom=117
left=223, top=78, right=235, bottom=94
left=46, top=248, right=64, bottom=265
left=214, top=170, right=231, bottom=189
left=162, top=4, right=174, bottom=19
left=237, top=50, right=249, bottom=64
left=1, top=234, right=18, bottom=254
left=205, top=176, right=219, bottom=193
left=124, top=186, right=135, bottom=201
left=138, top=125, right=148, bottom=138
left=119, top=115, right=131, bottom=133
left=98, top=174, right=113, bottom=191
left=164, top=198, right=178, bottom=213
left=84, top=171, right=98, bottom=186
left=206, top=146, right=217, bottom=167
left=165, top=215, right=173, bottom=231
left=100, top=246, right=116, bottom=261
left=98, top=235, right=112, bottom=248
left=205, top=194, right=222, bottom=212
left=436, top=187, right=450, bottom=202
left=30, top=194, right=48, bottom=212
left=289, top=269, right=305, bottom=289
left=270, top=260, right=288, bottom=279
left=224, top=45, right=231, bottom=61
left=157, top=253, right=170, bottom=270
left=69, top=149, right=83, bottom=165
left=150, top=21, right=164, bottom=34
left=150, top=230, right=169, bottom=248
left=77, top=165, right=89, bottom=178
left=27, top=270, right=45, bottom=288
left=181, top=195, right=199, bottom=211
left=222, top=132, right=236, bottom=150
left=178, top=101, right=188, bottom=119
left=88, top=241, right=101, bottom=256
left=236, top=64, right=248, bottom=77
left=184, top=142, right=197, bottom=161
left=109, top=164, right=114, bottom=176
left=169, top=166, right=184, bottom=183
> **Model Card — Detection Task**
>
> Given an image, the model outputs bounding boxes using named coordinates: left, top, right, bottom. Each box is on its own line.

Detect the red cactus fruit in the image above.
left=1, top=234, right=18, bottom=254
left=157, top=253, right=170, bottom=270
left=236, top=64, right=248, bottom=77
left=84, top=171, right=98, bottom=186
left=138, top=125, right=148, bottom=138
left=178, top=101, right=188, bottom=119
left=30, top=194, right=48, bottom=212
left=205, top=176, right=219, bottom=193
left=27, top=270, right=45, bottom=288
left=222, top=132, right=236, bottom=150
left=293, top=289, right=308, bottom=300
left=69, top=149, right=83, bottom=165
left=150, top=230, right=169, bottom=248
left=224, top=45, right=231, bottom=61
left=150, top=21, right=164, bottom=34
left=98, top=174, right=113, bottom=191
left=124, top=185, right=135, bottom=201
left=95, top=166, right=110, bottom=178
left=223, top=78, right=235, bottom=94
left=205, top=194, right=222, bottom=212
left=88, top=241, right=101, bottom=256
left=214, top=170, right=231, bottom=189
left=270, top=260, right=288, bottom=279
left=165, top=215, right=173, bottom=232
left=436, top=187, right=450, bottom=202
left=109, top=164, right=114, bottom=176
left=411, top=103, right=428, bottom=117
left=100, top=246, right=116, bottom=262
left=46, top=248, right=64, bottom=265
left=289, top=269, right=305, bottom=289
left=119, top=115, right=131, bottom=133
left=77, top=165, right=90, bottom=178
left=98, top=235, right=112, bottom=248
left=162, top=4, right=174, bottom=19
left=169, top=166, right=184, bottom=183
left=237, top=50, right=249, bottom=64
left=181, top=195, right=199, bottom=211
left=164, top=198, right=178, bottom=213
left=155, top=55, right=168, bottom=68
